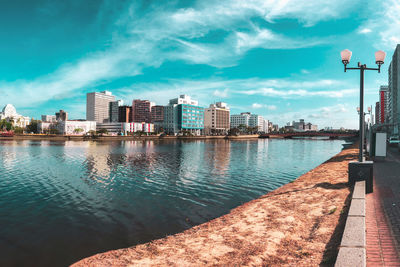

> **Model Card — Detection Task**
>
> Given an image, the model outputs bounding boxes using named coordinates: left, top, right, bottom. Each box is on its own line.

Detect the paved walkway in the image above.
left=366, top=147, right=400, bottom=266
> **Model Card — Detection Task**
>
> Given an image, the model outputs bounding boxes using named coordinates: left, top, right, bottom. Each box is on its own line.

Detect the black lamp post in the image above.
left=341, top=49, right=386, bottom=162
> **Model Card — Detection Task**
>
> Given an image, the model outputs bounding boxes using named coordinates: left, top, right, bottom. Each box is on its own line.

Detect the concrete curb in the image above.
left=335, top=181, right=366, bottom=267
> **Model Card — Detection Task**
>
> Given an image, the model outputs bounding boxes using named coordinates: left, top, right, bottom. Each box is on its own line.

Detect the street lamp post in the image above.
left=341, top=49, right=386, bottom=162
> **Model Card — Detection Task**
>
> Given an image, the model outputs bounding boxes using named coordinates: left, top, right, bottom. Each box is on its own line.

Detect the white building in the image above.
left=0, top=104, right=30, bottom=128
left=57, top=121, right=96, bottom=135
left=262, top=119, right=269, bottom=133
left=249, top=114, right=264, bottom=132
left=86, top=91, right=116, bottom=123
left=230, top=112, right=251, bottom=128
left=230, top=112, right=267, bottom=132
left=204, top=102, right=230, bottom=135
left=38, top=122, right=52, bottom=133
left=41, top=115, right=57, bottom=122
left=97, top=122, right=154, bottom=135
left=169, top=94, right=198, bottom=105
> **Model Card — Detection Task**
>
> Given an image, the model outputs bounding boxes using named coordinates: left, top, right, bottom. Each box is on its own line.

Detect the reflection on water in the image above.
left=0, top=139, right=343, bottom=267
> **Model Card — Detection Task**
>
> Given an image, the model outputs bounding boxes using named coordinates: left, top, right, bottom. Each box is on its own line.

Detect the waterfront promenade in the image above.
left=73, top=145, right=357, bottom=266
left=366, top=147, right=400, bottom=266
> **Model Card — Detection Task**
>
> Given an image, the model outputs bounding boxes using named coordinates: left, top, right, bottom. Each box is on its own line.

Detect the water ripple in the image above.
left=0, top=139, right=344, bottom=267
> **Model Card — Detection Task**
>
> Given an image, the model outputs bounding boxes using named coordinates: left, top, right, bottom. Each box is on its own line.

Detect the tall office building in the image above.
left=131, top=99, right=154, bottom=123
left=163, top=95, right=204, bottom=135
left=109, top=100, right=123, bottom=123
left=375, top=101, right=380, bottom=124
left=204, top=102, right=230, bottom=134
left=86, top=91, right=116, bottom=123
left=118, top=106, right=132, bottom=123
left=379, top=85, right=389, bottom=124
left=388, top=45, right=400, bottom=134
left=151, top=105, right=164, bottom=122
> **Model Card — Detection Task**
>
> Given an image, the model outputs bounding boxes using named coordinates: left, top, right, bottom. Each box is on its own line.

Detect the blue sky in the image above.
left=1, top=0, right=399, bottom=129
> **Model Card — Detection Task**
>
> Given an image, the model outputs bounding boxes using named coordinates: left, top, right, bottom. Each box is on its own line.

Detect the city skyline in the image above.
left=1, top=0, right=399, bottom=128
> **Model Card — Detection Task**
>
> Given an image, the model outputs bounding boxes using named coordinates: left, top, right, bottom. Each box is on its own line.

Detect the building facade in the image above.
left=249, top=114, right=265, bottom=132
left=56, top=120, right=96, bottom=135
left=163, top=95, right=204, bottom=135
left=132, top=99, right=154, bottom=123
left=379, top=85, right=389, bottom=124
left=204, top=102, right=230, bottom=134
left=109, top=100, right=123, bottom=123
left=55, top=110, right=68, bottom=121
left=97, top=122, right=154, bottom=135
left=230, top=112, right=267, bottom=132
left=0, top=104, right=30, bottom=128
left=230, top=112, right=251, bottom=128
left=86, top=91, right=116, bottom=123
left=41, top=115, right=57, bottom=123
left=118, top=106, right=132, bottom=123
left=375, top=101, right=380, bottom=124
left=388, top=45, right=400, bottom=135
left=151, top=105, right=164, bottom=122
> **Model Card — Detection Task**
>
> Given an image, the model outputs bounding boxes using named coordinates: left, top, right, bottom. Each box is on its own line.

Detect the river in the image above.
left=0, top=139, right=344, bottom=266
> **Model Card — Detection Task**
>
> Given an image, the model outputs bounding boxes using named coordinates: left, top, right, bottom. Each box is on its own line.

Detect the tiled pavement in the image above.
left=366, top=147, right=400, bottom=266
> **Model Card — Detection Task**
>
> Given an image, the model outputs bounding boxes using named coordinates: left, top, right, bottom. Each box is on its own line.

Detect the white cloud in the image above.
left=358, top=0, right=400, bottom=50
left=252, top=103, right=263, bottom=108
left=0, top=0, right=363, bottom=110
left=269, top=103, right=356, bottom=129
left=213, top=88, right=229, bottom=98
left=301, top=69, right=310, bottom=74
left=358, top=28, right=372, bottom=34
left=236, top=79, right=356, bottom=98
left=252, top=103, right=277, bottom=110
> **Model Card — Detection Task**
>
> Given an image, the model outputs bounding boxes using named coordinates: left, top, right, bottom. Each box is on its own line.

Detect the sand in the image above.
left=72, top=145, right=357, bottom=266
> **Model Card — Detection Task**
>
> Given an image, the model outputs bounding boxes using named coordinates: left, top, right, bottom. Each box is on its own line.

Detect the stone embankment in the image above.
left=72, top=145, right=358, bottom=266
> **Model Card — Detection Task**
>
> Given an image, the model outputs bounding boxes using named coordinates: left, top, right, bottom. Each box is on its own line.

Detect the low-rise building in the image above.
left=204, top=102, right=230, bottom=135
left=230, top=112, right=266, bottom=132
left=230, top=112, right=250, bottom=128
left=0, top=104, right=30, bottom=128
left=290, top=119, right=317, bottom=131
left=97, top=122, right=154, bottom=135
left=56, top=120, right=96, bottom=135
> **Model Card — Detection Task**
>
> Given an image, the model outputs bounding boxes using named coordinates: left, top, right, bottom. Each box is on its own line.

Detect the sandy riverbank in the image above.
left=72, top=145, right=357, bottom=266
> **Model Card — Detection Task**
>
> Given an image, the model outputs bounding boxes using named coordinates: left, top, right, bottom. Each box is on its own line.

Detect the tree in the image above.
left=49, top=128, right=59, bottom=134
left=0, top=119, right=13, bottom=131
left=73, top=128, right=84, bottom=134
left=14, top=127, right=24, bottom=134
left=26, top=120, right=39, bottom=134
left=228, top=128, right=240, bottom=136
left=97, top=128, right=108, bottom=136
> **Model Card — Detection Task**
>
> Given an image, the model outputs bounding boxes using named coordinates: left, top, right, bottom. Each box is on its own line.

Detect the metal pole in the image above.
left=359, top=64, right=365, bottom=162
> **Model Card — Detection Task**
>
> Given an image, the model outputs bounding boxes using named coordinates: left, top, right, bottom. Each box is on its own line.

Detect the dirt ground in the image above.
left=72, top=145, right=358, bottom=267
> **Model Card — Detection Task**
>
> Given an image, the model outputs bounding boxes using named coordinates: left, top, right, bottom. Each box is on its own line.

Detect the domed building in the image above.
left=0, top=104, right=30, bottom=128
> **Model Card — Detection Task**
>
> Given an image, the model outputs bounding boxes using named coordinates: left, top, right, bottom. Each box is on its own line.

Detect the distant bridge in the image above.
left=259, top=132, right=358, bottom=139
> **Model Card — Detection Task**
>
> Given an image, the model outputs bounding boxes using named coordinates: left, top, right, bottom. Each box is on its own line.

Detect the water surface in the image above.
left=0, top=139, right=344, bottom=266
